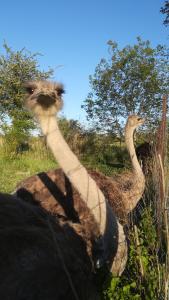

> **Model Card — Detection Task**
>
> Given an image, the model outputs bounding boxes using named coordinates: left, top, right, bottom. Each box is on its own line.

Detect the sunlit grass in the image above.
left=0, top=145, right=57, bottom=193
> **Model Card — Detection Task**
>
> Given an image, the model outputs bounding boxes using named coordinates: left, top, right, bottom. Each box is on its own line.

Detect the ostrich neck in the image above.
left=125, top=126, right=142, bottom=176
left=124, top=125, right=145, bottom=212
left=37, top=114, right=107, bottom=235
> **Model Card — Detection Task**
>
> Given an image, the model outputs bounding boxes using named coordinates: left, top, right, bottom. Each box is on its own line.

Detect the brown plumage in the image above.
left=16, top=169, right=101, bottom=258
left=136, top=142, right=153, bottom=175
left=0, top=192, right=100, bottom=300
left=16, top=168, right=124, bottom=269
left=16, top=168, right=126, bottom=224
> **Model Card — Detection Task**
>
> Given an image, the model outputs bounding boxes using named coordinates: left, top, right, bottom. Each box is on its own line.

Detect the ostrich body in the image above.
left=0, top=192, right=99, bottom=300
left=136, top=142, right=153, bottom=175
left=20, top=80, right=127, bottom=276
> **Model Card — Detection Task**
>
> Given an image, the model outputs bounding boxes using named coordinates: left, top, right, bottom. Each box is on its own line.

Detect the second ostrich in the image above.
left=109, top=115, right=145, bottom=219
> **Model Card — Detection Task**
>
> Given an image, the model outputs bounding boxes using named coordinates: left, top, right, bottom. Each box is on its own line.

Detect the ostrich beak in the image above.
left=138, top=117, right=145, bottom=125
left=37, top=94, right=56, bottom=108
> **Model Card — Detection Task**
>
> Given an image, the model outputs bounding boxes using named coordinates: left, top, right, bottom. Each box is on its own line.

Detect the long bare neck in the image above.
left=124, top=124, right=145, bottom=212
left=37, top=114, right=107, bottom=234
left=125, top=125, right=143, bottom=176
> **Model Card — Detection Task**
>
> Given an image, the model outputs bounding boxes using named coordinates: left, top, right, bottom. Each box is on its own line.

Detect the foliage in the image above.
left=103, top=207, right=165, bottom=300
left=0, top=43, right=53, bottom=152
left=58, top=117, right=130, bottom=167
left=59, top=117, right=83, bottom=141
left=161, top=1, right=169, bottom=26
left=81, top=132, right=127, bottom=166
left=58, top=117, right=85, bottom=155
left=82, top=37, right=169, bottom=134
left=2, top=119, right=31, bottom=157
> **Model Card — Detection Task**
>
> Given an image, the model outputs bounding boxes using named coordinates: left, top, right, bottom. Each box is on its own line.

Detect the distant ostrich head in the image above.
left=125, top=115, right=145, bottom=131
left=24, top=80, right=64, bottom=117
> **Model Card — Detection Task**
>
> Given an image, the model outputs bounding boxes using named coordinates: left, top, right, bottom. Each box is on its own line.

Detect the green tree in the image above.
left=82, top=38, right=168, bottom=134
left=0, top=43, right=53, bottom=152
left=58, top=117, right=85, bottom=156
left=59, top=117, right=83, bottom=140
left=161, top=1, right=169, bottom=26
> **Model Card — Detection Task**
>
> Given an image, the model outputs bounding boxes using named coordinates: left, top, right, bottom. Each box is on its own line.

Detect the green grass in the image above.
left=0, top=147, right=57, bottom=193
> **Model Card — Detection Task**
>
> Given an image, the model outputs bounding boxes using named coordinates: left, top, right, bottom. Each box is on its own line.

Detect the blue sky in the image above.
left=0, top=0, right=168, bottom=123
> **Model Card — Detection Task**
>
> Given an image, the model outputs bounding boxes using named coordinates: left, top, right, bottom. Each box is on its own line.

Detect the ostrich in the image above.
left=0, top=82, right=129, bottom=300
left=17, top=80, right=128, bottom=277
left=109, top=115, right=146, bottom=218
left=17, top=112, right=145, bottom=224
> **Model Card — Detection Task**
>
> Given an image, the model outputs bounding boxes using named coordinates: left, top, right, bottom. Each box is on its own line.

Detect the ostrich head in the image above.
left=24, top=80, right=64, bottom=117
left=125, top=115, right=145, bottom=131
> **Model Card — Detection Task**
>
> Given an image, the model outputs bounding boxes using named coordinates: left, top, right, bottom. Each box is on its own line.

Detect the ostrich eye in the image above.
left=25, top=87, right=35, bottom=95
left=137, top=117, right=142, bottom=121
left=56, top=87, right=65, bottom=96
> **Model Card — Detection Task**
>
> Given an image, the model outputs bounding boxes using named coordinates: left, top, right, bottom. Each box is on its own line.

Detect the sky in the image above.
left=0, top=0, right=168, bottom=124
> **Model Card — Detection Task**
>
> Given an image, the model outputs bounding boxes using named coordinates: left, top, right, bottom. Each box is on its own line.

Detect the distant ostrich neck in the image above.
left=125, top=124, right=142, bottom=175
left=124, top=122, right=145, bottom=212
left=37, top=113, right=107, bottom=235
